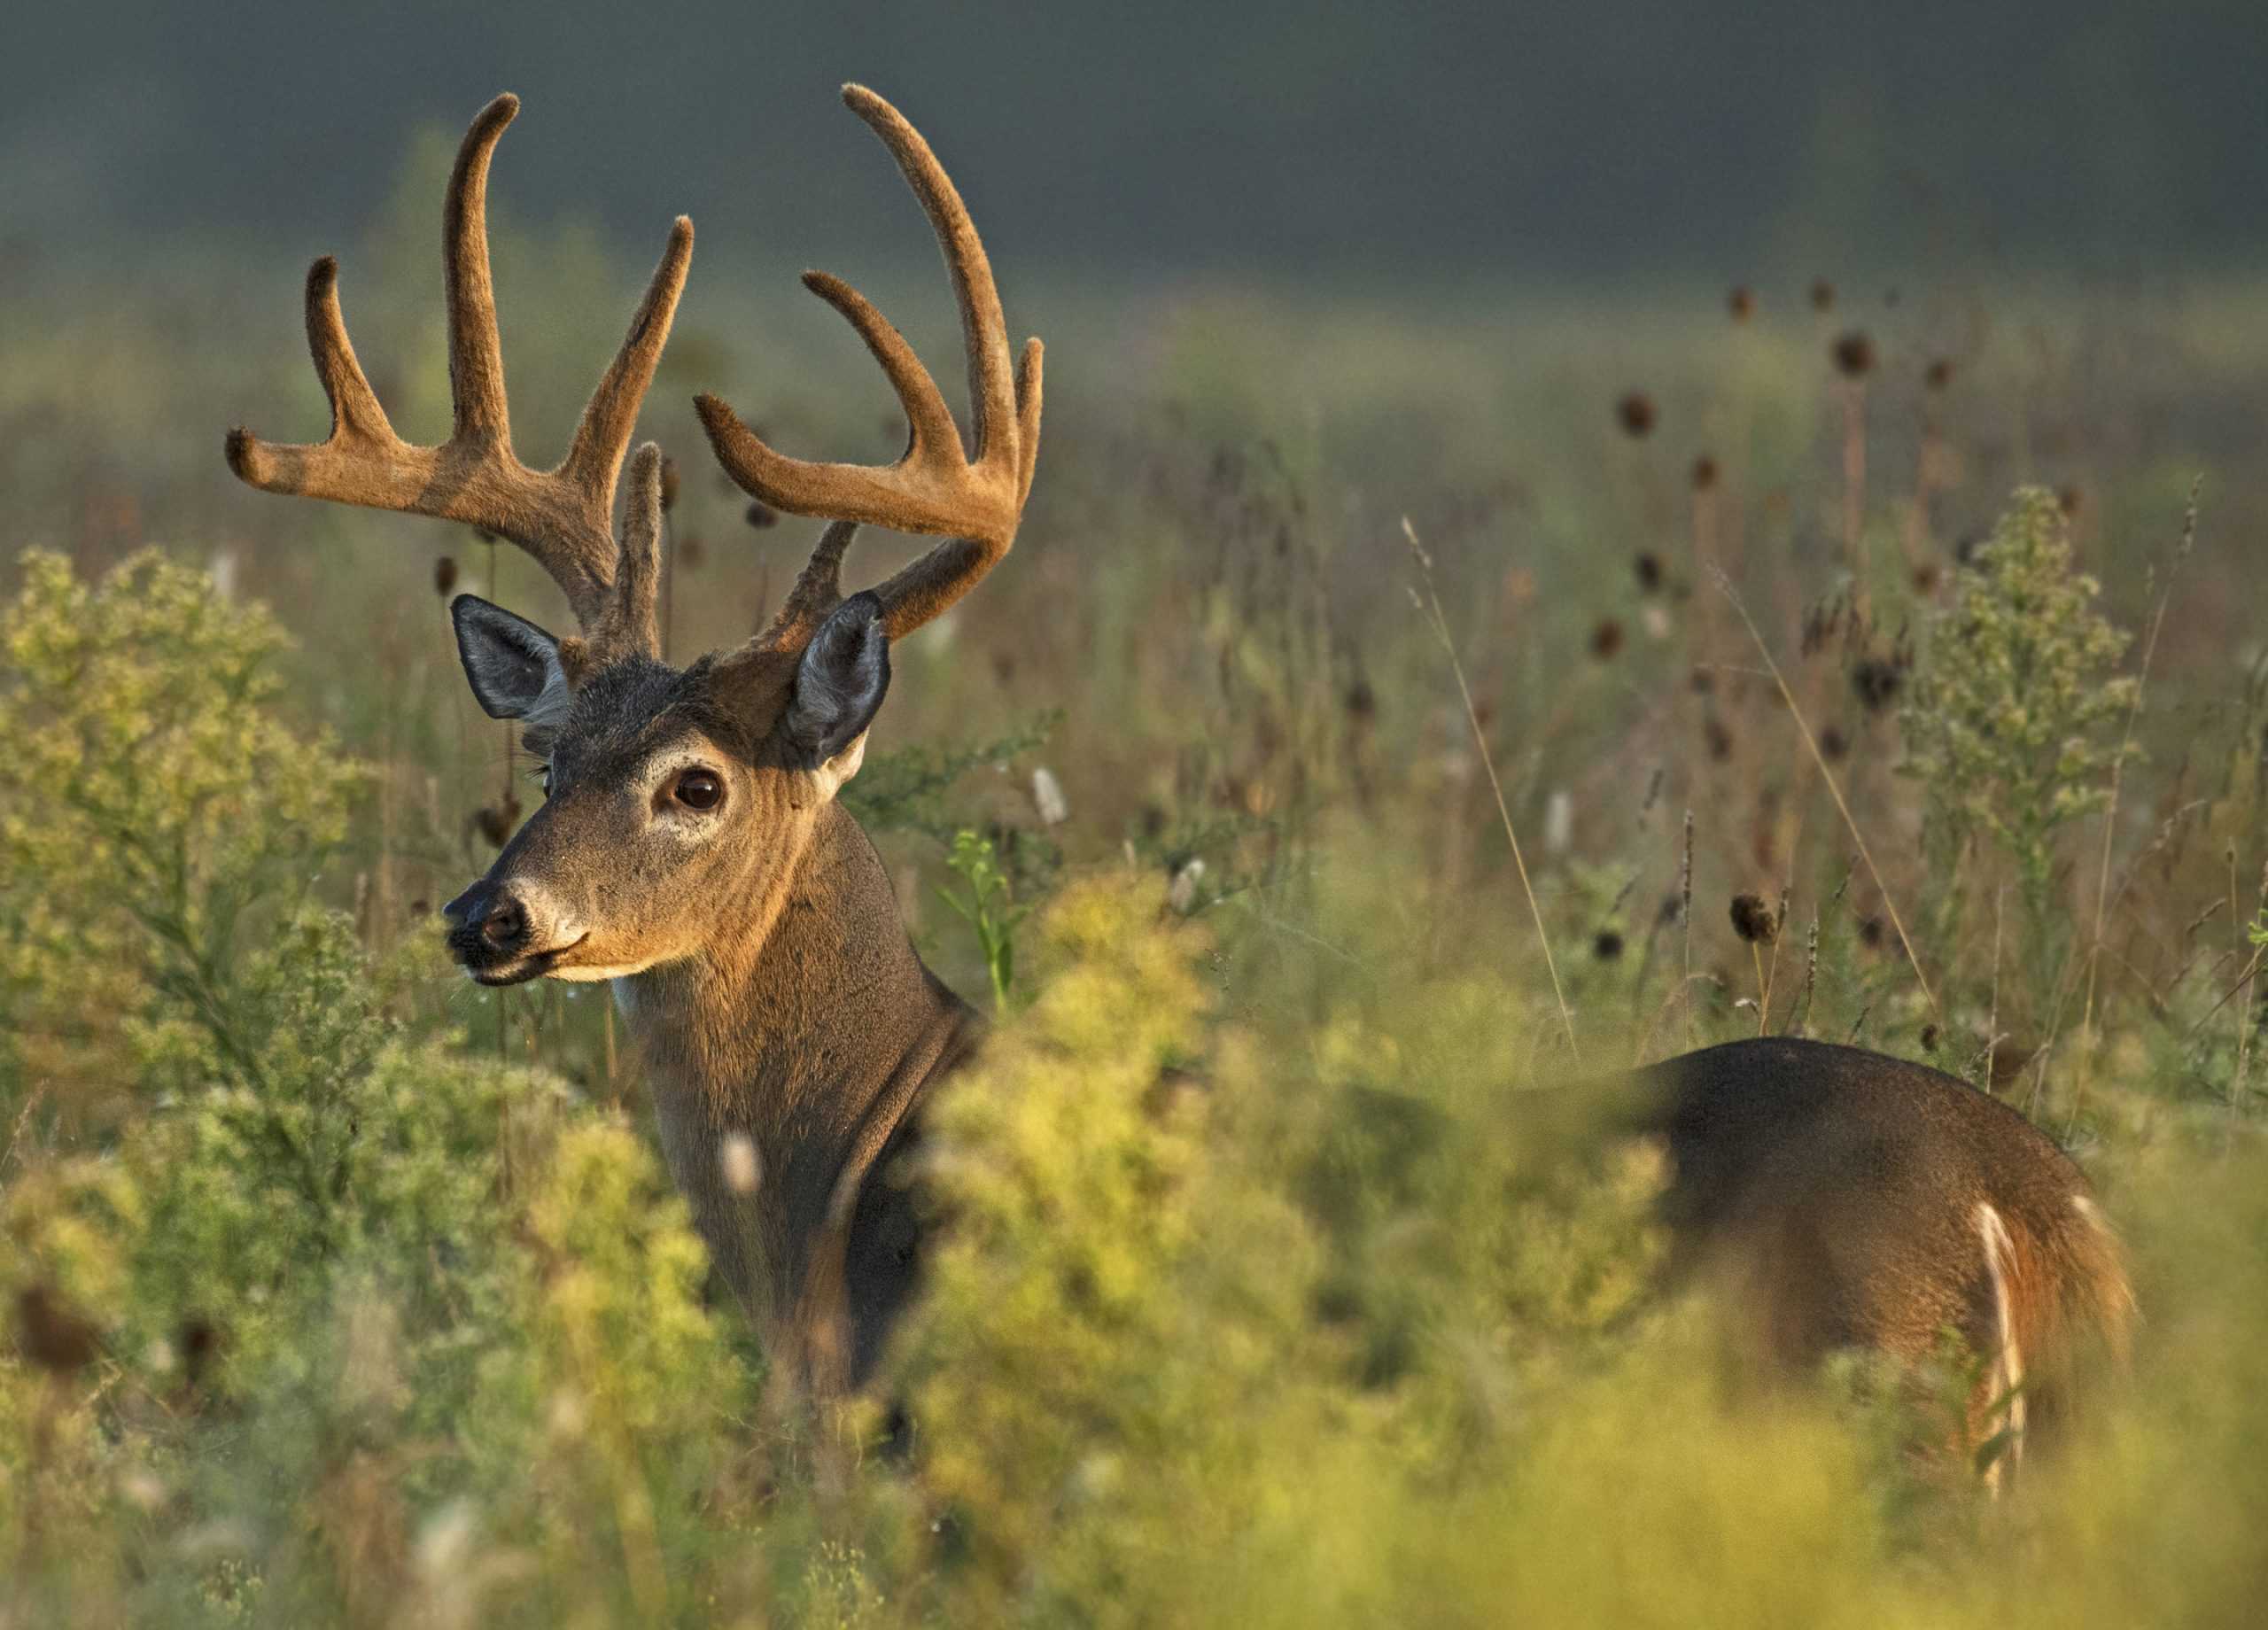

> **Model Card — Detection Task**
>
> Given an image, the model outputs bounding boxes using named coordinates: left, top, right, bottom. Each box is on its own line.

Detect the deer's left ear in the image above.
left=451, top=595, right=573, bottom=726
left=785, top=591, right=890, bottom=794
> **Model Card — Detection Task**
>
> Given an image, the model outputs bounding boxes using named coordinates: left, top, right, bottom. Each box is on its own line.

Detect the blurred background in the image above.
left=8, top=4, right=2268, bottom=1622
left=7, top=0, right=2268, bottom=281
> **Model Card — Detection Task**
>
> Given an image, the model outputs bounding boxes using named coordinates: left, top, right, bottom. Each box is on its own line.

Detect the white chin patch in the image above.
left=548, top=961, right=649, bottom=983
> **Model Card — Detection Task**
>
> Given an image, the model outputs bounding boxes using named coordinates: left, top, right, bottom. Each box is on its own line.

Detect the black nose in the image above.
left=478, top=896, right=528, bottom=951
left=443, top=882, right=530, bottom=963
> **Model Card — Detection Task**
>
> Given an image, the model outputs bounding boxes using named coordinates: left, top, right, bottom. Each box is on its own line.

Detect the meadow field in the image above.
left=4, top=172, right=2268, bottom=1623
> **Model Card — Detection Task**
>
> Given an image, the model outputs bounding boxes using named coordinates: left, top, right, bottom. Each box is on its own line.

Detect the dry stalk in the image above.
left=2073, top=477, right=2199, bottom=1122
left=1403, top=518, right=1580, bottom=1060
left=1711, top=565, right=1941, bottom=1025
left=1682, top=809, right=1697, bottom=1048
left=1986, top=884, right=2006, bottom=1091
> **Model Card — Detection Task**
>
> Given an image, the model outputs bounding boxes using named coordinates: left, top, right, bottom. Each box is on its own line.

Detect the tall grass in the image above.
left=4, top=161, right=2268, bottom=1620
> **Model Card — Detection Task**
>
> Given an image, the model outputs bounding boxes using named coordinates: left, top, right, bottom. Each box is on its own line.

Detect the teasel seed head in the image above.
left=1729, top=892, right=1779, bottom=944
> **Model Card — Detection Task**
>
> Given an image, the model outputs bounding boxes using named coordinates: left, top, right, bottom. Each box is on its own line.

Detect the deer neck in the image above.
left=611, top=799, right=976, bottom=1328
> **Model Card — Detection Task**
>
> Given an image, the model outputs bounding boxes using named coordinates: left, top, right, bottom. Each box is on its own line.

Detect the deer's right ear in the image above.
left=784, top=591, right=890, bottom=793
left=451, top=595, right=573, bottom=726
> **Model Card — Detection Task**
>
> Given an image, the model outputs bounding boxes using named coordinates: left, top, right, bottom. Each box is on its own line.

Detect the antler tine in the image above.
left=754, top=520, right=860, bottom=654
left=443, top=95, right=518, bottom=446
left=227, top=95, right=695, bottom=636
left=696, top=85, right=1044, bottom=648
left=562, top=442, right=667, bottom=679
left=840, top=83, right=1017, bottom=462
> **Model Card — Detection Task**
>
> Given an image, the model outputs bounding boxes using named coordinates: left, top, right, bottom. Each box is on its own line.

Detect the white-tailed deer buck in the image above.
left=228, top=90, right=2129, bottom=1458
left=228, top=85, right=1036, bottom=1390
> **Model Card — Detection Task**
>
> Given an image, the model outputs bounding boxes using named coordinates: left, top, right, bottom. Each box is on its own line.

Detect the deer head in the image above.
left=228, top=87, right=1042, bottom=991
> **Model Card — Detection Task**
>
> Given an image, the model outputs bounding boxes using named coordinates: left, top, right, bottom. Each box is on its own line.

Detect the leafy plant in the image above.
left=934, top=828, right=1032, bottom=1013
left=1900, top=489, right=2137, bottom=966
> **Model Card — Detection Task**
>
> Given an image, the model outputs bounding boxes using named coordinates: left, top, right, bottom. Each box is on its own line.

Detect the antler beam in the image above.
left=696, top=84, right=1043, bottom=648
left=226, top=94, right=693, bottom=636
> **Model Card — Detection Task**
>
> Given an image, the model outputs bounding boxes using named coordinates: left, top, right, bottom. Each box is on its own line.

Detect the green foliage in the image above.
left=0, top=555, right=750, bottom=1626
left=892, top=881, right=1323, bottom=1618
left=933, top=829, right=1032, bottom=1013
left=0, top=548, right=364, bottom=1123
left=6, top=257, right=2268, bottom=1629
left=843, top=710, right=1060, bottom=850
left=1901, top=490, right=2137, bottom=932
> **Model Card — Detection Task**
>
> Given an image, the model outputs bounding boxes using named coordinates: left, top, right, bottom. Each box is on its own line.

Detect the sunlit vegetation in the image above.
left=4, top=134, right=2267, bottom=1623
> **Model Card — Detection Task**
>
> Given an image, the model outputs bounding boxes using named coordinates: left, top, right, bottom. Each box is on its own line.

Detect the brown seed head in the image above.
left=744, top=501, right=780, bottom=530
left=14, top=1284, right=100, bottom=1375
left=1831, top=330, right=1876, bottom=378
left=1729, top=892, right=1778, bottom=944
left=432, top=556, right=458, bottom=596
left=1851, top=656, right=1904, bottom=714
left=1590, top=617, right=1625, bottom=660
left=473, top=793, right=523, bottom=849
left=1615, top=392, right=1658, bottom=439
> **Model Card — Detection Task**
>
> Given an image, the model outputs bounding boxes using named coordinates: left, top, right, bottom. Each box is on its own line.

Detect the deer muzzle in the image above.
left=442, top=876, right=586, bottom=985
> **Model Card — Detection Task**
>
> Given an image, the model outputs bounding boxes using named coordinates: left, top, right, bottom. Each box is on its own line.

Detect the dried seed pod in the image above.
left=14, top=1284, right=100, bottom=1375
left=1831, top=330, right=1876, bottom=378
left=1851, top=656, right=1904, bottom=714
left=1729, top=892, right=1779, bottom=944
left=473, top=793, right=523, bottom=848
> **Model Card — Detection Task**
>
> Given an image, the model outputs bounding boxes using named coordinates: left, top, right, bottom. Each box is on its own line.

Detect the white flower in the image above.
left=720, top=1131, right=761, bottom=1195
left=1031, top=765, right=1069, bottom=827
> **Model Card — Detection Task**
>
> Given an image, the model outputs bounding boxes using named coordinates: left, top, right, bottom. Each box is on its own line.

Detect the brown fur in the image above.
left=227, top=88, right=1040, bottom=1389
left=1637, top=1037, right=2133, bottom=1455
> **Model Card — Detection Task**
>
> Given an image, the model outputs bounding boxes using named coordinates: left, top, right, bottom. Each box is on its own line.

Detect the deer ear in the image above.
left=451, top=595, right=572, bottom=726
left=785, top=591, right=890, bottom=782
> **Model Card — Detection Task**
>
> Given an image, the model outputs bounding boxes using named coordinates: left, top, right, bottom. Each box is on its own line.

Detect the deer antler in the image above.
left=695, top=85, right=1043, bottom=650
left=226, top=94, right=693, bottom=645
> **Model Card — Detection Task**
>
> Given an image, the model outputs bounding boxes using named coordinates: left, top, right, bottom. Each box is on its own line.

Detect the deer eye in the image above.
left=671, top=768, right=724, bottom=811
